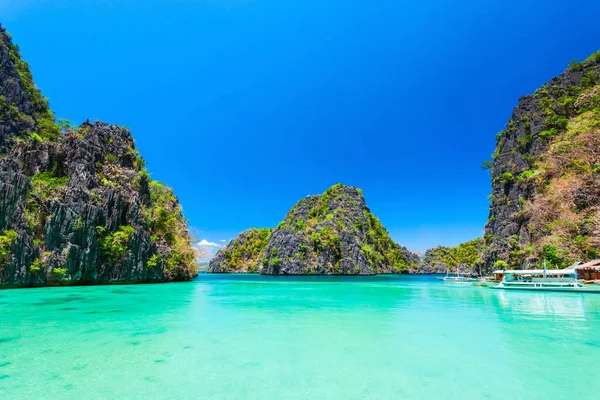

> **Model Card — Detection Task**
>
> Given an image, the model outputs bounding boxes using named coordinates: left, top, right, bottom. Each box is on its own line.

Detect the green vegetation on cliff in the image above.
left=220, top=228, right=271, bottom=273
left=420, top=238, right=485, bottom=273
left=5, top=40, right=60, bottom=141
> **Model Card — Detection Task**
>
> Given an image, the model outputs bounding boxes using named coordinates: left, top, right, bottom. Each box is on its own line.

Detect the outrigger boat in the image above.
left=487, top=260, right=600, bottom=293
left=437, top=267, right=478, bottom=283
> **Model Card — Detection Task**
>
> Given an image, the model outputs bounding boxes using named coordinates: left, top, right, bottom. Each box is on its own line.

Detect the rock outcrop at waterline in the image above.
left=0, top=25, right=197, bottom=287
left=209, top=184, right=419, bottom=275
left=482, top=51, right=600, bottom=271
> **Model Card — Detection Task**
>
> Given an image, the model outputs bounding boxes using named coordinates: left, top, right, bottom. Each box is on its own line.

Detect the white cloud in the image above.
left=220, top=239, right=227, bottom=243
left=197, top=239, right=221, bottom=247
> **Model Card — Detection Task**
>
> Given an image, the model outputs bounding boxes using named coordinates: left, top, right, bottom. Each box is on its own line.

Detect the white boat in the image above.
left=488, top=260, right=600, bottom=293
left=437, top=268, right=477, bottom=283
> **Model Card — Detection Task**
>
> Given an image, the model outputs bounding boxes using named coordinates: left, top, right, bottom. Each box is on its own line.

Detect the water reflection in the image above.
left=495, top=291, right=588, bottom=321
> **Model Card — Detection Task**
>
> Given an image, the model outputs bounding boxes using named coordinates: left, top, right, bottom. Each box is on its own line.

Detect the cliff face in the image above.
left=484, top=52, right=600, bottom=270
left=0, top=25, right=197, bottom=287
left=209, top=184, right=419, bottom=275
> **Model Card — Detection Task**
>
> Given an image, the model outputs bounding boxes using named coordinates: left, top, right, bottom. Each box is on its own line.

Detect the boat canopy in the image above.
left=493, top=260, right=600, bottom=276
left=493, top=269, right=576, bottom=275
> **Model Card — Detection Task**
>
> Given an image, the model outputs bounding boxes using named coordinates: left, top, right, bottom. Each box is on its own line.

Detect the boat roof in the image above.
left=492, top=259, right=600, bottom=275
left=493, top=269, right=576, bottom=275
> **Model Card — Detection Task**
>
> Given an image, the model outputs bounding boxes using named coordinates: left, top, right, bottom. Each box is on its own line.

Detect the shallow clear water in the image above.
left=1, top=275, right=599, bottom=399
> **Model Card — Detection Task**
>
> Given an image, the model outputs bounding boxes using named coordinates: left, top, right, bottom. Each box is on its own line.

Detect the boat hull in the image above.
left=438, top=277, right=478, bottom=282
left=489, top=285, right=600, bottom=293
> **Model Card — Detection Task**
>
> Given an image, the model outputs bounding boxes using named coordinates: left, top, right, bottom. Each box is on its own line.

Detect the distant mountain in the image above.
left=417, top=239, right=485, bottom=275
left=209, top=184, right=419, bottom=274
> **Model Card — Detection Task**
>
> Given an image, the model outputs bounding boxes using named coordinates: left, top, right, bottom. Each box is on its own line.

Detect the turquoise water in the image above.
left=1, top=275, right=599, bottom=399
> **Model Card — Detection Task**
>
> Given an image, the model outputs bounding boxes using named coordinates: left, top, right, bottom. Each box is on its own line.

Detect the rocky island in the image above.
left=209, top=184, right=419, bottom=274
left=0, top=25, right=197, bottom=287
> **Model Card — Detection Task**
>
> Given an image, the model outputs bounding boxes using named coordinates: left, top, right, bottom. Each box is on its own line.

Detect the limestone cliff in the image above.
left=209, top=184, right=419, bottom=275
left=483, top=52, right=600, bottom=270
left=0, top=25, right=197, bottom=287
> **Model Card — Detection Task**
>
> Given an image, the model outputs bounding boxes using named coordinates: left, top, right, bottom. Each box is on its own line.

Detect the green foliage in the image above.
left=29, top=132, right=43, bottom=143
left=277, top=221, right=287, bottom=230
left=53, top=267, right=67, bottom=277
left=584, top=51, right=600, bottom=63
left=580, top=71, right=598, bottom=88
left=498, top=172, right=514, bottom=184
left=146, top=254, right=161, bottom=269
left=480, top=160, right=493, bottom=173
left=425, top=238, right=485, bottom=270
left=307, top=183, right=346, bottom=218
left=56, top=118, right=78, bottom=132
left=453, top=239, right=485, bottom=267
left=542, top=244, right=571, bottom=268
left=517, top=169, right=536, bottom=182
left=517, top=130, right=532, bottom=149
left=8, top=44, right=60, bottom=141
left=133, top=156, right=145, bottom=170
left=73, top=217, right=84, bottom=231
left=568, top=59, right=583, bottom=72
left=28, top=258, right=41, bottom=273
left=144, top=179, right=197, bottom=274
left=294, top=220, right=306, bottom=232
left=149, top=180, right=177, bottom=206
left=310, top=231, right=322, bottom=250
left=494, top=260, right=508, bottom=269
left=223, top=228, right=271, bottom=271
left=360, top=211, right=415, bottom=271
left=0, top=230, right=18, bottom=268
left=30, top=171, right=70, bottom=201
left=492, top=144, right=501, bottom=160
left=507, top=237, right=524, bottom=269
left=545, top=114, right=568, bottom=131
left=98, top=225, right=135, bottom=262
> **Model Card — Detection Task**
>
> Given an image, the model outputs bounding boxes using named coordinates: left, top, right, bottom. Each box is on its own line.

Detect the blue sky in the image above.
left=2, top=0, right=600, bottom=251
